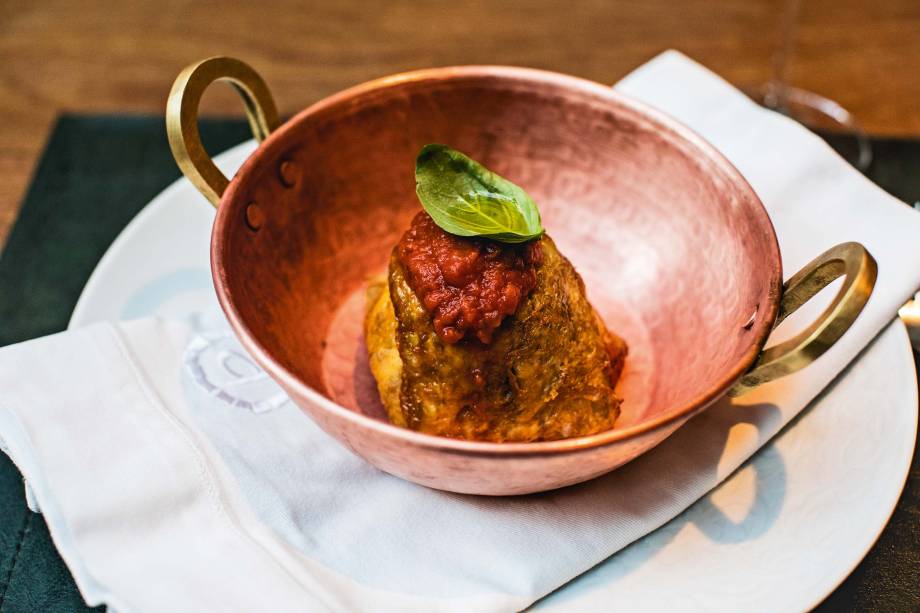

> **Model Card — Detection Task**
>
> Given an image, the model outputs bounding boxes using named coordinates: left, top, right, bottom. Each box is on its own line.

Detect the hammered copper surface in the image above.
left=211, top=66, right=784, bottom=495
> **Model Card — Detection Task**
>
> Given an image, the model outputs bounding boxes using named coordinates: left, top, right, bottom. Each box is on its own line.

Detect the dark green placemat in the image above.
left=0, top=115, right=917, bottom=611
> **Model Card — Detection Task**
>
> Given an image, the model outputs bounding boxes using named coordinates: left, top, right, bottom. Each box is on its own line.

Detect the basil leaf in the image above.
left=414, top=144, right=543, bottom=243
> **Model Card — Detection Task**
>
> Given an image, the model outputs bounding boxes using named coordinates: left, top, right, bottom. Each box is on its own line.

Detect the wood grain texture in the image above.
left=1, top=0, right=918, bottom=247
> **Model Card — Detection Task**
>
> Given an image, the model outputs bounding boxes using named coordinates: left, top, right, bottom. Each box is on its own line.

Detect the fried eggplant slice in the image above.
left=365, top=236, right=626, bottom=442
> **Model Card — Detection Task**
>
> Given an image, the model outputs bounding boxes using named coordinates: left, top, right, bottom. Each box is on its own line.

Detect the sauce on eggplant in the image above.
left=396, top=212, right=542, bottom=344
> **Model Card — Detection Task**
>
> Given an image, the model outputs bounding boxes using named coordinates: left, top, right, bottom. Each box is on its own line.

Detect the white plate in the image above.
left=70, top=142, right=917, bottom=612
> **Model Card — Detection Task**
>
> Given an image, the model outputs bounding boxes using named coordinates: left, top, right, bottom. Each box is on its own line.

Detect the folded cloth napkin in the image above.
left=2, top=51, right=920, bottom=613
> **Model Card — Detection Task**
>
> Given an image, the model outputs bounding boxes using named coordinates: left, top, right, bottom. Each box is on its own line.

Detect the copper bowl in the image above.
left=167, top=57, right=876, bottom=495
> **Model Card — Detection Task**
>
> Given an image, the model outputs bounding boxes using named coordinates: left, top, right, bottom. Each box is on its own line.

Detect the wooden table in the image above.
left=2, top=0, right=918, bottom=246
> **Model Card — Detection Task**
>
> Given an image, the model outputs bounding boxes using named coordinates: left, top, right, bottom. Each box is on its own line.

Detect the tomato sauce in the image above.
left=396, top=212, right=543, bottom=344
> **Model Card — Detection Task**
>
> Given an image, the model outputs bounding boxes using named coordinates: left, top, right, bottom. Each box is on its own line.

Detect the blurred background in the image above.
left=1, top=0, right=918, bottom=245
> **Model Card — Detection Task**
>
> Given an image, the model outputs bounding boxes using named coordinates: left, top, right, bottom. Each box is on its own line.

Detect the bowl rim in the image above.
left=213, top=64, right=783, bottom=457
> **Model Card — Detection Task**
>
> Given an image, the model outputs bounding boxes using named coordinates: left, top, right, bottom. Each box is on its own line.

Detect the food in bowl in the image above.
left=364, top=144, right=627, bottom=442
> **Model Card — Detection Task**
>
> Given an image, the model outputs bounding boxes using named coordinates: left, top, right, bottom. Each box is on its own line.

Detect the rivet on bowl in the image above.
left=278, top=159, right=299, bottom=188
left=244, top=201, right=264, bottom=231
left=743, top=305, right=759, bottom=330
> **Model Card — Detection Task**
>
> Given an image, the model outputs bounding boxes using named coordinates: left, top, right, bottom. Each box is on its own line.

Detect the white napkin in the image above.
left=2, top=51, right=920, bottom=613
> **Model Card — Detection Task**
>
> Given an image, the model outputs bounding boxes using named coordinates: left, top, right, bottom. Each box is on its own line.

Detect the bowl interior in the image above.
left=215, top=68, right=780, bottom=432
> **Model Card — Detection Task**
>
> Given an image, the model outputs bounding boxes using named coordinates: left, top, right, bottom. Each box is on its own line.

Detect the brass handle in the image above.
left=729, top=241, right=877, bottom=396
left=166, top=56, right=280, bottom=207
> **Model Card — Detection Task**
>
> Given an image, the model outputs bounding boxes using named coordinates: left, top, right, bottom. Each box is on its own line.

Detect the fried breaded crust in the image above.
left=365, top=235, right=626, bottom=442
